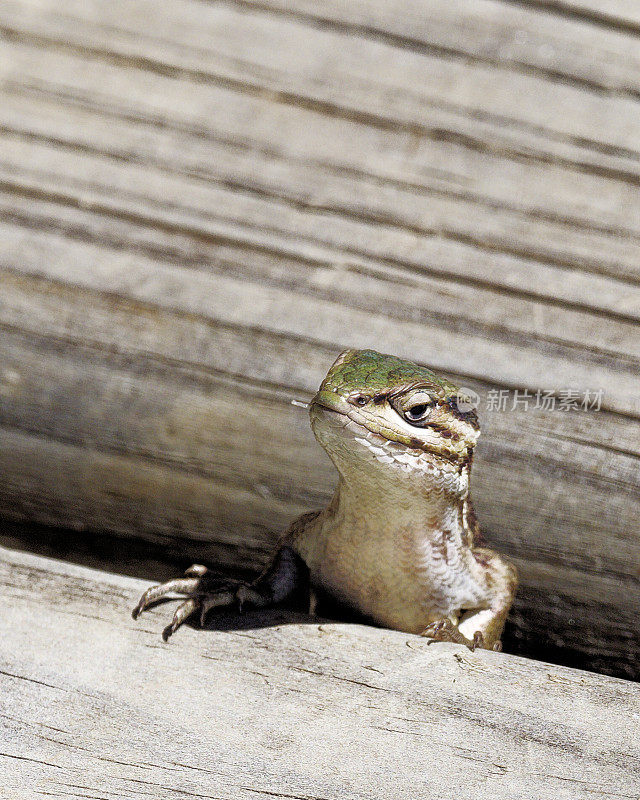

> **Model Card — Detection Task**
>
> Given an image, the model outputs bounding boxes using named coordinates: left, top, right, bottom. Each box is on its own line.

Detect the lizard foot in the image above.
left=132, top=564, right=264, bottom=641
left=420, top=619, right=483, bottom=651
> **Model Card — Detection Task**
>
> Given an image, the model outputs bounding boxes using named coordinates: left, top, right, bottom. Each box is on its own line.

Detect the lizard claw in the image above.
left=420, top=618, right=480, bottom=651
left=161, top=597, right=200, bottom=642
left=132, top=565, right=253, bottom=640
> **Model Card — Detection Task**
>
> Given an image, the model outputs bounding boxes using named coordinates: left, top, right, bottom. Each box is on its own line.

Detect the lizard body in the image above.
left=133, top=349, right=517, bottom=650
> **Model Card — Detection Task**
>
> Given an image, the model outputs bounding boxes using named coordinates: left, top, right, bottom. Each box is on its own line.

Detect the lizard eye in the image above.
left=390, top=391, right=436, bottom=427
left=403, top=403, right=432, bottom=424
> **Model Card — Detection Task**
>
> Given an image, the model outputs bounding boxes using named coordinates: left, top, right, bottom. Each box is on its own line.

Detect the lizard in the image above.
left=132, top=348, right=518, bottom=650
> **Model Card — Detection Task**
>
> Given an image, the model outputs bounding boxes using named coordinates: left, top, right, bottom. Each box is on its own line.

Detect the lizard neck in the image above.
left=331, top=452, right=470, bottom=537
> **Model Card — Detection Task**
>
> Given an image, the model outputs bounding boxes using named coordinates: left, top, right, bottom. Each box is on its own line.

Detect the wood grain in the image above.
left=506, top=1, right=640, bottom=29
left=0, top=0, right=639, bottom=679
left=1, top=546, right=639, bottom=800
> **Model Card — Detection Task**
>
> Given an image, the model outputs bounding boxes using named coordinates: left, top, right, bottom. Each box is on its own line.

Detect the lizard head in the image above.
left=310, top=349, right=479, bottom=476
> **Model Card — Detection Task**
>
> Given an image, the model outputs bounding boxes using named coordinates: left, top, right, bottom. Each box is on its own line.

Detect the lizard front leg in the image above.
left=422, top=551, right=518, bottom=651
left=132, top=545, right=309, bottom=641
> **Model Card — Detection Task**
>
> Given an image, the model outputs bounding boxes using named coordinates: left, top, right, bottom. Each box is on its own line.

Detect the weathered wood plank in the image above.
left=513, top=0, right=640, bottom=28
left=5, top=0, right=640, bottom=172
left=3, top=219, right=640, bottom=413
left=224, top=0, right=640, bottom=95
left=5, top=43, right=640, bottom=243
left=5, top=3, right=640, bottom=210
left=0, top=0, right=639, bottom=680
left=1, top=546, right=638, bottom=800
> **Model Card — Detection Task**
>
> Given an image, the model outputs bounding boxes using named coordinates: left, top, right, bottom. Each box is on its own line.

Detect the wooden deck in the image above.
left=1, top=0, right=639, bottom=692
left=3, top=546, right=640, bottom=800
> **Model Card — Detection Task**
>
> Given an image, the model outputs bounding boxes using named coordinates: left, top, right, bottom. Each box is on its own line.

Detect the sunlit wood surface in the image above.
left=2, top=547, right=639, bottom=799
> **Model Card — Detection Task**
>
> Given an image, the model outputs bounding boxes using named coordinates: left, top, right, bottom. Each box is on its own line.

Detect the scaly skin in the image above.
left=133, top=349, right=517, bottom=650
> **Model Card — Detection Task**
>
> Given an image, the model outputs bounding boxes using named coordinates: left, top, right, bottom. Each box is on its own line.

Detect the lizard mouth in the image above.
left=309, top=400, right=349, bottom=429
left=310, top=390, right=351, bottom=416
left=310, top=400, right=346, bottom=418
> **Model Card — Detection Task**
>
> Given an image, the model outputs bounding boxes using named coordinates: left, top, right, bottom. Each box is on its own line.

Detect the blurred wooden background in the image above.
left=0, top=0, right=639, bottom=679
